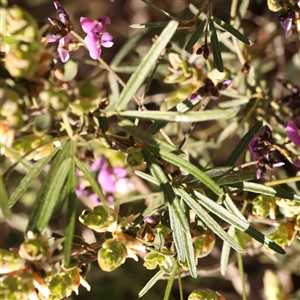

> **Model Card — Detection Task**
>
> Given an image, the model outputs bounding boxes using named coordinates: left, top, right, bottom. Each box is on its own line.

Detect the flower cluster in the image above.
left=249, top=125, right=285, bottom=179
left=48, top=2, right=113, bottom=62
left=275, top=0, right=300, bottom=38
left=190, top=78, right=232, bottom=100
left=80, top=16, right=114, bottom=60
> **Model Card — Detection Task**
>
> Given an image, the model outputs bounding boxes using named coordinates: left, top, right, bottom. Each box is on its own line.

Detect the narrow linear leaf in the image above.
left=135, top=170, right=158, bottom=185
left=139, top=269, right=165, bottom=297
left=119, top=109, right=236, bottom=122
left=119, top=119, right=185, bottom=158
left=176, top=188, right=243, bottom=252
left=63, top=161, right=77, bottom=267
left=226, top=120, right=263, bottom=165
left=0, top=175, right=11, bottom=219
left=130, top=21, right=170, bottom=28
left=204, top=166, right=233, bottom=178
left=163, top=262, right=177, bottom=300
left=220, top=225, right=235, bottom=276
left=27, top=158, right=71, bottom=233
left=215, top=171, right=255, bottom=185
left=26, top=141, right=72, bottom=233
left=230, top=181, right=300, bottom=202
left=193, top=190, right=285, bottom=254
left=185, top=20, right=206, bottom=51
left=147, top=97, right=201, bottom=135
left=168, top=202, right=186, bottom=262
left=224, top=193, right=247, bottom=221
left=209, top=19, right=223, bottom=72
left=237, top=250, right=247, bottom=300
left=186, top=171, right=255, bottom=189
left=74, top=157, right=108, bottom=210
left=116, top=20, right=179, bottom=110
left=213, top=16, right=252, bottom=45
left=178, top=201, right=197, bottom=278
left=8, top=147, right=59, bottom=207
left=148, top=146, right=222, bottom=196
left=119, top=192, right=161, bottom=204
left=142, top=148, right=189, bottom=233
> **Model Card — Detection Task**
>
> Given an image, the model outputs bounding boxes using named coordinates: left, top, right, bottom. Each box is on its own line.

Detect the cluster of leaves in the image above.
left=1, top=0, right=300, bottom=299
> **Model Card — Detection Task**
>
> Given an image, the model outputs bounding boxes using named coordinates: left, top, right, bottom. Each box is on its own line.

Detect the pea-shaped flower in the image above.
left=80, top=16, right=114, bottom=60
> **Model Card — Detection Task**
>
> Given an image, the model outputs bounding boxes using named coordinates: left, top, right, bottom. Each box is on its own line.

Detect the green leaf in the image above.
left=74, top=157, right=108, bottom=210
left=215, top=171, right=255, bottom=185
left=168, top=202, right=186, bottom=262
left=147, top=97, right=201, bottom=135
left=139, top=269, right=165, bottom=297
left=185, top=21, right=206, bottom=51
left=220, top=225, right=235, bottom=276
left=168, top=198, right=197, bottom=278
left=130, top=21, right=170, bottom=28
left=209, top=19, right=223, bottom=72
left=135, top=170, right=159, bottom=185
left=63, top=161, right=77, bottom=267
left=213, top=16, right=252, bottom=45
left=119, top=192, right=161, bottom=204
left=176, top=188, right=243, bottom=252
left=8, top=147, right=59, bottom=207
left=148, top=146, right=223, bottom=196
left=116, top=20, right=179, bottom=110
left=237, top=250, right=247, bottom=300
left=226, top=120, right=263, bottom=166
left=119, top=119, right=185, bottom=158
left=119, top=109, right=236, bottom=122
left=0, top=176, right=11, bottom=219
left=230, top=182, right=300, bottom=203
left=163, top=262, right=177, bottom=300
left=193, top=190, right=285, bottom=254
left=26, top=141, right=73, bottom=233
left=142, top=148, right=189, bottom=232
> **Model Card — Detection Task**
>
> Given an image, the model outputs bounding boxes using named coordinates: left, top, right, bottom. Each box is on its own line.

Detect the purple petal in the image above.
left=189, top=93, right=200, bottom=101
left=57, top=34, right=71, bottom=62
left=293, top=158, right=300, bottom=168
left=98, top=168, right=116, bottom=193
left=48, top=35, right=59, bottom=42
left=286, top=120, right=300, bottom=147
left=96, top=16, right=111, bottom=26
left=53, top=1, right=65, bottom=11
left=113, top=167, right=127, bottom=178
left=76, top=184, right=86, bottom=198
left=80, top=17, right=100, bottom=33
left=84, top=30, right=101, bottom=59
left=89, top=193, right=101, bottom=204
left=100, top=32, right=114, bottom=48
left=249, top=137, right=258, bottom=155
left=282, top=18, right=292, bottom=37
left=91, top=158, right=107, bottom=171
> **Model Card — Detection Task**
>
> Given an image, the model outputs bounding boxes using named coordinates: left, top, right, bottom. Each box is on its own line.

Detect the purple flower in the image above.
left=48, top=2, right=75, bottom=62
left=286, top=120, right=300, bottom=147
left=275, top=7, right=295, bottom=38
left=57, top=34, right=71, bottom=62
left=91, top=157, right=126, bottom=193
left=249, top=125, right=284, bottom=178
left=80, top=16, right=114, bottom=60
left=286, top=120, right=300, bottom=167
left=196, top=78, right=232, bottom=99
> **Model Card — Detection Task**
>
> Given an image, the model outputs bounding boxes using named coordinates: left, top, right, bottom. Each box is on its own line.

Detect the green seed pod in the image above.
left=98, top=239, right=127, bottom=272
